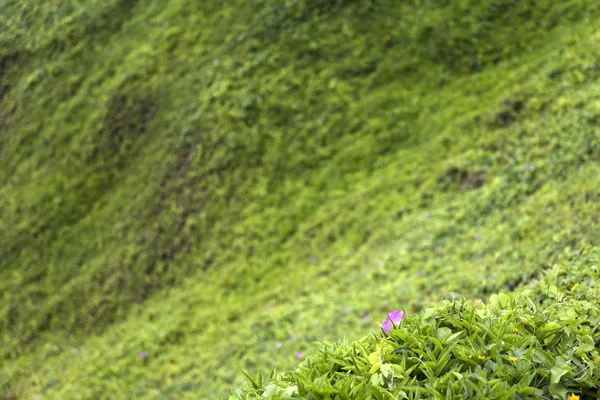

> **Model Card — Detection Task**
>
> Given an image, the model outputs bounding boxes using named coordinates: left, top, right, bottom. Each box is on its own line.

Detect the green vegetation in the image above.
left=1, top=0, right=599, bottom=398
left=235, top=249, right=600, bottom=399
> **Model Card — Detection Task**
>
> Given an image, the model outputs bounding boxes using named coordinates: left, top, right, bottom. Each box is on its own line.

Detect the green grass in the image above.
left=1, top=0, right=600, bottom=398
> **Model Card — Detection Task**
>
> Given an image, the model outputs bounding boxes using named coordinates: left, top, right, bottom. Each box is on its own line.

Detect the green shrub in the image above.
left=234, top=250, right=600, bottom=399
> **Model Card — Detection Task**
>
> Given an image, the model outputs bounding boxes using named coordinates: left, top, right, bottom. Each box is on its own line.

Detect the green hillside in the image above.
left=1, top=0, right=600, bottom=398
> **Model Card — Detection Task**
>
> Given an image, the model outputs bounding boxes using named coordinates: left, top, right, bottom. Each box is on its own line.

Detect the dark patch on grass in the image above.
left=438, top=166, right=486, bottom=191
left=161, top=142, right=197, bottom=195
left=0, top=55, right=14, bottom=101
left=3, top=390, right=18, bottom=400
left=492, top=98, right=525, bottom=128
left=504, top=270, right=540, bottom=292
left=585, top=190, right=600, bottom=203
left=129, top=141, right=210, bottom=298
left=0, top=54, right=18, bottom=155
left=93, top=89, right=156, bottom=169
left=547, top=68, right=564, bottom=80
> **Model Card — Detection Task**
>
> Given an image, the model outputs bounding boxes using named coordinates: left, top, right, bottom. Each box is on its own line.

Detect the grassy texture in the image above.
left=1, top=0, right=600, bottom=398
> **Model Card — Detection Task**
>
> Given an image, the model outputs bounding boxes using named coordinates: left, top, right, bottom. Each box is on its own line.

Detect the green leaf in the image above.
left=548, top=383, right=568, bottom=399
left=550, top=357, right=573, bottom=384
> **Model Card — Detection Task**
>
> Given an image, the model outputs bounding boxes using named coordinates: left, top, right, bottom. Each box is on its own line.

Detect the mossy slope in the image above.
left=1, top=0, right=600, bottom=398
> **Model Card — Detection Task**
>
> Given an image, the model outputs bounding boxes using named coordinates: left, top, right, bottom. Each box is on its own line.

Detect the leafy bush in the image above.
left=234, top=250, right=600, bottom=399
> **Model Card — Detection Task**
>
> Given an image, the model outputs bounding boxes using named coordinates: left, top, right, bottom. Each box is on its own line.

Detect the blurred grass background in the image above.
left=1, top=0, right=600, bottom=398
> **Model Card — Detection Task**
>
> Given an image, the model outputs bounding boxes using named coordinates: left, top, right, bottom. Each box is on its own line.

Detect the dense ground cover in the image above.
left=235, top=249, right=600, bottom=399
left=1, top=0, right=599, bottom=398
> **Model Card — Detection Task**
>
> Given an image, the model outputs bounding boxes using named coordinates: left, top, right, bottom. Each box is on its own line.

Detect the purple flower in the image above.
left=382, top=310, right=406, bottom=333
left=435, top=246, right=443, bottom=253
left=310, top=257, right=317, bottom=265
left=275, top=341, right=282, bottom=348
left=295, top=352, right=303, bottom=360
left=289, top=333, right=296, bottom=340
left=418, top=269, right=425, bottom=276
left=342, top=307, right=350, bottom=315
left=362, top=313, right=371, bottom=322
left=140, top=351, right=148, bottom=359
left=525, top=163, right=532, bottom=171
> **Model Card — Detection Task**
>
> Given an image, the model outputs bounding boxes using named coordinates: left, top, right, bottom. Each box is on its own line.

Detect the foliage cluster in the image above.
left=235, top=249, right=600, bottom=399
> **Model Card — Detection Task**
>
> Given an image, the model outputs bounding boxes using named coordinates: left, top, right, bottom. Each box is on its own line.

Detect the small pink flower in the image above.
left=525, top=163, right=532, bottom=171
left=382, top=310, right=406, bottom=333
left=275, top=341, right=282, bottom=348
left=435, top=246, right=443, bottom=253
left=310, top=257, right=317, bottom=265
left=362, top=313, right=371, bottom=322
left=418, top=269, right=425, bottom=276
left=289, top=333, right=296, bottom=340
left=295, top=352, right=303, bottom=360
left=140, top=351, right=148, bottom=359
left=342, top=307, right=349, bottom=315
